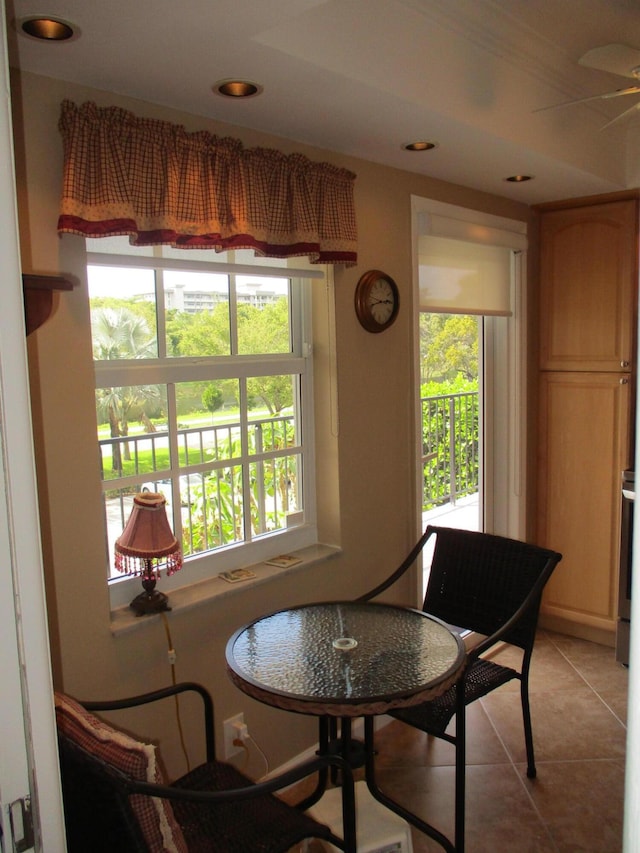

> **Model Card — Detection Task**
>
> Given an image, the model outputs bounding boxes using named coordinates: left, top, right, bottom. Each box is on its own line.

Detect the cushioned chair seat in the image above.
left=172, top=762, right=335, bottom=853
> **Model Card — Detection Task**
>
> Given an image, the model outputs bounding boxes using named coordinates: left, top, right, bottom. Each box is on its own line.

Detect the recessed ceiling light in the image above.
left=18, top=16, right=76, bottom=41
left=505, top=174, right=533, bottom=182
left=403, top=141, right=438, bottom=151
left=213, top=80, right=263, bottom=99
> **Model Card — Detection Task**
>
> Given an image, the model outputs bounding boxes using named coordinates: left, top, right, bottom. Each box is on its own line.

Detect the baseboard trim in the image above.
left=539, top=613, right=615, bottom=647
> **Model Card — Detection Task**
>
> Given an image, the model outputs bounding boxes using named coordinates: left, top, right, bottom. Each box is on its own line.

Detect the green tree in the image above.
left=166, top=304, right=230, bottom=357
left=237, top=298, right=289, bottom=354
left=202, top=383, right=224, bottom=422
left=419, top=313, right=446, bottom=382
left=91, top=306, right=157, bottom=361
left=91, top=295, right=157, bottom=336
left=420, top=312, right=478, bottom=382
left=247, top=375, right=293, bottom=416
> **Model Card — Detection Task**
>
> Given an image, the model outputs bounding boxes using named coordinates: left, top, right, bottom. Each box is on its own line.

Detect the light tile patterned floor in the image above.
left=287, top=630, right=627, bottom=852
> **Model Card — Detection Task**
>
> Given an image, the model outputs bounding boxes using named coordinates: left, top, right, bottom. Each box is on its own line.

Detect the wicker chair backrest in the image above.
left=423, top=526, right=559, bottom=650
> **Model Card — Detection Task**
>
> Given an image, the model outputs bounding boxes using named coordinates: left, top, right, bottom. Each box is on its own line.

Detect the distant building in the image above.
left=164, top=282, right=282, bottom=313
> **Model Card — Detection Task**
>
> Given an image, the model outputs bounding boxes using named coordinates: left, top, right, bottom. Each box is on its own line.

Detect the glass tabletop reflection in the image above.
left=226, top=602, right=465, bottom=716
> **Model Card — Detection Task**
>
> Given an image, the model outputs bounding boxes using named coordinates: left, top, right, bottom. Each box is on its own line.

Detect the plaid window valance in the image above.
left=57, top=100, right=357, bottom=265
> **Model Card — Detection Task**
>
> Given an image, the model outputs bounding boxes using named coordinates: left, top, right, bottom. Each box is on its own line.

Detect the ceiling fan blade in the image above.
left=599, top=85, right=640, bottom=100
left=601, top=100, right=640, bottom=130
left=578, top=43, right=640, bottom=79
left=534, top=86, right=640, bottom=112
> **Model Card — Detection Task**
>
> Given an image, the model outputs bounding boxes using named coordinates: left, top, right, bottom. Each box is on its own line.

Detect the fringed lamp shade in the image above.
left=114, top=492, right=182, bottom=616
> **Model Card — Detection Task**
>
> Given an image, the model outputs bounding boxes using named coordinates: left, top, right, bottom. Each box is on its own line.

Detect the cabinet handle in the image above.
left=621, top=377, right=629, bottom=385
left=621, top=361, right=630, bottom=368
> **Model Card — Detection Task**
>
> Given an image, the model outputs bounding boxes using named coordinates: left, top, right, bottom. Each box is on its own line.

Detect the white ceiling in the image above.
left=6, top=0, right=640, bottom=205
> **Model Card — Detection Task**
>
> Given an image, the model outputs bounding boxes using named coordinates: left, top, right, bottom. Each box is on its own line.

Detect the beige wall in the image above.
left=10, top=69, right=531, bottom=776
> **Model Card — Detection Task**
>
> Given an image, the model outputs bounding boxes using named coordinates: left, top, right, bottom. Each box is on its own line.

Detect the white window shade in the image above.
left=418, top=211, right=527, bottom=251
left=418, top=235, right=513, bottom=316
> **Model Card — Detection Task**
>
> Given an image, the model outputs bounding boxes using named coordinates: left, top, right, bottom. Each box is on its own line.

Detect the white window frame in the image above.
left=87, top=247, right=319, bottom=609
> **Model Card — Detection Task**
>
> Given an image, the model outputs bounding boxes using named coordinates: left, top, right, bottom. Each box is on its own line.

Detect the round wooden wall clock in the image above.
left=354, top=270, right=400, bottom=333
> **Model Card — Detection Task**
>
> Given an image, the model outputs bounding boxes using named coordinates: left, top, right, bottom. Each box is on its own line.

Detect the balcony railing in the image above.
left=421, top=390, right=479, bottom=512
left=99, top=413, right=298, bottom=574
left=99, top=396, right=478, bottom=571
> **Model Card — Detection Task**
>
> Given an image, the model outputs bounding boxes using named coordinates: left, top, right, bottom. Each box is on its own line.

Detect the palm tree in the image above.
left=92, top=307, right=159, bottom=473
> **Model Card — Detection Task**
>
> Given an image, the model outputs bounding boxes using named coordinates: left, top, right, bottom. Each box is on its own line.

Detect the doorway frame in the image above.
left=411, top=196, right=528, bottom=555
left=0, top=3, right=66, bottom=848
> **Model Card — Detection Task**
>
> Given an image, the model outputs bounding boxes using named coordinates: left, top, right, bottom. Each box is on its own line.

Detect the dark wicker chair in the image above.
left=56, top=681, right=356, bottom=853
left=357, top=525, right=562, bottom=853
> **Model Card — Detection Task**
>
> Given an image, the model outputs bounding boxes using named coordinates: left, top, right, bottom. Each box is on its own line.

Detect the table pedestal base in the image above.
left=307, top=716, right=455, bottom=853
left=306, top=781, right=414, bottom=853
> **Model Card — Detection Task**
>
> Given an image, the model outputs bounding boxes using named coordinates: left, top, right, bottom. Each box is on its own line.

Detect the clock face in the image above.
left=369, top=277, right=396, bottom=325
left=354, top=270, right=399, bottom=332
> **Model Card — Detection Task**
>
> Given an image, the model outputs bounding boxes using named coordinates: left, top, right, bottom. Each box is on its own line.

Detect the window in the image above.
left=88, top=239, right=319, bottom=606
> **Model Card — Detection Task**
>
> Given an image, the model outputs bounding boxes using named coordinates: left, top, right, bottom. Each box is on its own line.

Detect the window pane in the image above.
left=104, top=488, right=134, bottom=579
left=174, top=380, right=240, bottom=465
left=97, top=385, right=169, bottom=480
left=247, top=373, right=296, bottom=434
left=248, top=411, right=296, bottom=456
left=182, top=466, right=244, bottom=555
left=89, top=266, right=158, bottom=359
left=237, top=277, right=291, bottom=354
left=163, top=270, right=231, bottom=356
left=246, top=376, right=301, bottom=536
left=249, top=453, right=302, bottom=535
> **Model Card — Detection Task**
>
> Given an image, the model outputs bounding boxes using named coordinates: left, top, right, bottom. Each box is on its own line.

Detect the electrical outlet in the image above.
left=223, top=713, right=245, bottom=759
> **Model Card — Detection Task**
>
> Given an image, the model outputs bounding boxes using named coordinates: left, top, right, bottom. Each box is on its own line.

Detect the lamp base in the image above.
left=129, top=589, right=171, bottom=617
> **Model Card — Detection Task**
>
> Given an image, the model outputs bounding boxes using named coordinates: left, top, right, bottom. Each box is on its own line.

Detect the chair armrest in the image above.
left=356, top=527, right=434, bottom=602
left=81, top=682, right=215, bottom=762
left=129, top=753, right=355, bottom=805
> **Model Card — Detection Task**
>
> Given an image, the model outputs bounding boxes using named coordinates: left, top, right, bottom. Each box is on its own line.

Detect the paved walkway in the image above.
left=423, top=492, right=480, bottom=532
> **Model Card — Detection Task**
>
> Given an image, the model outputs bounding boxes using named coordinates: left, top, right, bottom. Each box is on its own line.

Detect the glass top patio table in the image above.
left=225, top=601, right=466, bottom=717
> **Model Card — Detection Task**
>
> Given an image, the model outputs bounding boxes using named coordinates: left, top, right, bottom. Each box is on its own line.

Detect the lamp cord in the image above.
left=249, top=734, right=270, bottom=779
left=160, top=612, right=191, bottom=772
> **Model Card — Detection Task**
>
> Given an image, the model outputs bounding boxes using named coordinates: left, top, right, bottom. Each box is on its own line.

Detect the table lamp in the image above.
left=114, top=492, right=182, bottom=616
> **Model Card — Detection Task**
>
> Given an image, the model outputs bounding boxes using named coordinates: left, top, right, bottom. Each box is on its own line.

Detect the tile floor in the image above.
left=289, top=629, right=628, bottom=853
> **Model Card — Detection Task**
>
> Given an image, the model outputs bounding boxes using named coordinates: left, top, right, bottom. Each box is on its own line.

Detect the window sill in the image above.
left=109, top=543, right=341, bottom=636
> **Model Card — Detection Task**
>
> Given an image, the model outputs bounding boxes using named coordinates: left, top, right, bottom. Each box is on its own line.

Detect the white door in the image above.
left=0, top=6, right=66, bottom=850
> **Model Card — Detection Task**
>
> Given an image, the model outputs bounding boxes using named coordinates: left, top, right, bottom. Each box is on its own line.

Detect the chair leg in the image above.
left=454, top=684, right=466, bottom=853
left=520, top=677, right=536, bottom=779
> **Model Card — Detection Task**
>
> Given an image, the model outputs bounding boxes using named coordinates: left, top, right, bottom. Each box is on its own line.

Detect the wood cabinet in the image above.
left=539, top=199, right=637, bottom=372
left=538, top=371, right=631, bottom=634
left=536, top=192, right=638, bottom=642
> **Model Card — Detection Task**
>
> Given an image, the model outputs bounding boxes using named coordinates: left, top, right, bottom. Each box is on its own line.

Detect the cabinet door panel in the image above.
left=539, top=200, right=637, bottom=372
left=538, top=372, right=631, bottom=630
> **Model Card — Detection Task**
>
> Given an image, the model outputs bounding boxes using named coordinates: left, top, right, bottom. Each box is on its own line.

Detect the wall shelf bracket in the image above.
left=22, top=274, right=74, bottom=335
